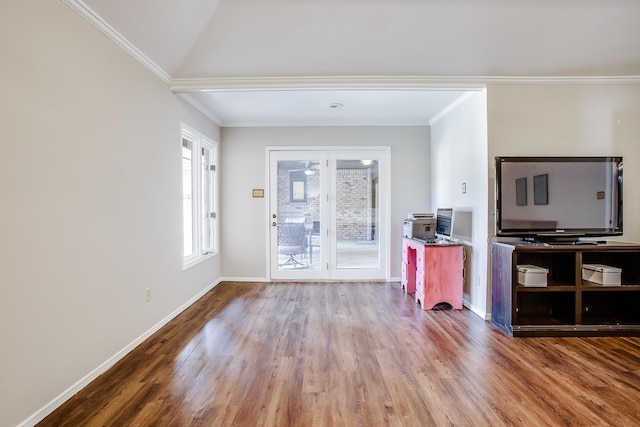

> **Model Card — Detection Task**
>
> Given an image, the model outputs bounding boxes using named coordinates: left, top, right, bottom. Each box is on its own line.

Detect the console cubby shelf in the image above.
left=491, top=241, right=640, bottom=337
left=582, top=284, right=640, bottom=291
left=517, top=286, right=575, bottom=292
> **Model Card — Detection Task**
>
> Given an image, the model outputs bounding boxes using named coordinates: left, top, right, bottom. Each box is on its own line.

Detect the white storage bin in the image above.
left=582, top=264, right=622, bottom=286
left=516, top=264, right=549, bottom=287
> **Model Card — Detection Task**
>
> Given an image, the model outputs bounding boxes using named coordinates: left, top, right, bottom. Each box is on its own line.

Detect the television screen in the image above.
left=495, top=156, right=623, bottom=241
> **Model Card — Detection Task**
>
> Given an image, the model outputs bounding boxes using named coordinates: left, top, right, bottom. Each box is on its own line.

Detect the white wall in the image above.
left=220, top=126, right=431, bottom=280
left=430, top=91, right=490, bottom=317
left=0, top=2, right=220, bottom=426
left=487, top=84, right=640, bottom=244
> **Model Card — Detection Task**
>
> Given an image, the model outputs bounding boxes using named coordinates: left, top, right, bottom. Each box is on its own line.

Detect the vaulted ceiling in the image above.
left=68, top=0, right=640, bottom=126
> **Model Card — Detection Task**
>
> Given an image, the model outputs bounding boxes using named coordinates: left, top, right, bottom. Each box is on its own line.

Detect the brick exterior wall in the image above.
left=336, top=169, right=372, bottom=240
left=277, top=169, right=320, bottom=225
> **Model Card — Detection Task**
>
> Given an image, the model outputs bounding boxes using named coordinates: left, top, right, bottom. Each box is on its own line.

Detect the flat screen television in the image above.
left=495, top=156, right=623, bottom=242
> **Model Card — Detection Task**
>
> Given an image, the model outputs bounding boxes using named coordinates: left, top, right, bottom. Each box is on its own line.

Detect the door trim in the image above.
left=266, top=146, right=391, bottom=281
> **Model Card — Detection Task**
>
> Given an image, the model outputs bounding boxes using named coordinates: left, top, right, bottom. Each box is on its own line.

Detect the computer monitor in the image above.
left=436, top=208, right=454, bottom=240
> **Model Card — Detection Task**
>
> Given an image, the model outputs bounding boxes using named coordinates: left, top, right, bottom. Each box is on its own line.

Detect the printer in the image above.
left=403, top=213, right=436, bottom=240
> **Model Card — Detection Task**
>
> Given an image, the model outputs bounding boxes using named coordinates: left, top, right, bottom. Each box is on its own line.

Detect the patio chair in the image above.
left=278, top=223, right=307, bottom=268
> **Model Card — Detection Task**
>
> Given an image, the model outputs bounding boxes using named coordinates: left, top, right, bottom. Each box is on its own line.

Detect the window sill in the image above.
left=182, top=251, right=218, bottom=271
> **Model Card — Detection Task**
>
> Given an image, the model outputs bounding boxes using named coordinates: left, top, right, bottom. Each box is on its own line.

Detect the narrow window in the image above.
left=181, top=125, right=218, bottom=269
left=182, top=138, right=194, bottom=258
left=201, top=144, right=215, bottom=254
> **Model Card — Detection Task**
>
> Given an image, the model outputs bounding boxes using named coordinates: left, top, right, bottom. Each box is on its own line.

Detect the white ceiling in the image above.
left=184, top=89, right=471, bottom=127
left=69, top=0, right=640, bottom=127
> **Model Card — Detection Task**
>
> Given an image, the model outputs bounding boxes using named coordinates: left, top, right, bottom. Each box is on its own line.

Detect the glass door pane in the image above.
left=270, top=151, right=327, bottom=280
left=335, top=159, right=380, bottom=270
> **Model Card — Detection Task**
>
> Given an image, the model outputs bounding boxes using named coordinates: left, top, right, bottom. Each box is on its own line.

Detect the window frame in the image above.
left=181, top=123, right=218, bottom=270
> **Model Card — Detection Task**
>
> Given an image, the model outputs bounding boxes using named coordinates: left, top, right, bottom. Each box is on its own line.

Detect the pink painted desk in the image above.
left=401, top=238, right=464, bottom=310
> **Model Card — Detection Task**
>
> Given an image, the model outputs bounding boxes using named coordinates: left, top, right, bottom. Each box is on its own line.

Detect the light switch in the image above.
left=462, top=182, right=467, bottom=194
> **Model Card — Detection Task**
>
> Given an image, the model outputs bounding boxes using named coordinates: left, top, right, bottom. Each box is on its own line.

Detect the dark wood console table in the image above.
left=491, top=241, right=640, bottom=337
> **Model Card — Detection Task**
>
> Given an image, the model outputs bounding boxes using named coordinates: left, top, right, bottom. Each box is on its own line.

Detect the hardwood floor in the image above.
left=39, top=281, right=640, bottom=426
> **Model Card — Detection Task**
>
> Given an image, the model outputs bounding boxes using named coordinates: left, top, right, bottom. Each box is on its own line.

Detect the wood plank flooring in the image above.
left=39, top=281, right=640, bottom=426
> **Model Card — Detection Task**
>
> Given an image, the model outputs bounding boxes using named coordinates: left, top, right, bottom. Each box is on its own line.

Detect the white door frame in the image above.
left=266, top=146, right=390, bottom=281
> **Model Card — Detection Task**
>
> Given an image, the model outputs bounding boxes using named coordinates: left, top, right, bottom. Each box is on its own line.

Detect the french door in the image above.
left=269, top=148, right=389, bottom=280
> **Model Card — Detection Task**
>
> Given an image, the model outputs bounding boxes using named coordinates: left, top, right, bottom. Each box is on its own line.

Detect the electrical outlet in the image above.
left=145, top=288, right=151, bottom=303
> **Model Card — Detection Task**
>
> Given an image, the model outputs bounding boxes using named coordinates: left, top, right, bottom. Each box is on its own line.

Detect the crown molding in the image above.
left=63, top=0, right=171, bottom=84
left=169, top=75, right=640, bottom=92
left=482, top=75, right=640, bottom=85
left=169, top=76, right=485, bottom=92
left=176, top=93, right=222, bottom=125
left=429, top=91, right=478, bottom=126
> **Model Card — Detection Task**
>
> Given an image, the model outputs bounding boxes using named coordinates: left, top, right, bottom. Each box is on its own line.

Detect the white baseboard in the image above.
left=462, top=298, right=490, bottom=320
left=220, top=277, right=401, bottom=283
left=219, top=276, right=270, bottom=282
left=19, top=279, right=222, bottom=427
